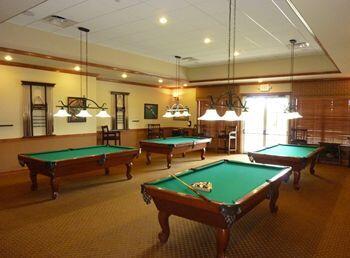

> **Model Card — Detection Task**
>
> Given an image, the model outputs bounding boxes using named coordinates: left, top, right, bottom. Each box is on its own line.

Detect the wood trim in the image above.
left=189, top=77, right=350, bottom=89
left=0, top=47, right=184, bottom=82
left=97, top=77, right=164, bottom=89
left=240, top=92, right=291, bottom=97
left=21, top=80, right=55, bottom=87
left=0, top=132, right=97, bottom=143
left=189, top=71, right=340, bottom=84
left=0, top=60, right=98, bottom=77
left=0, top=60, right=168, bottom=89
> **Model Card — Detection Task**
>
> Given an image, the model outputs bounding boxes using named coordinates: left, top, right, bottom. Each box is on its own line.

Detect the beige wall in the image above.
left=0, top=65, right=197, bottom=140
left=239, top=83, right=291, bottom=94
left=96, top=81, right=197, bottom=129
left=186, top=54, right=338, bottom=81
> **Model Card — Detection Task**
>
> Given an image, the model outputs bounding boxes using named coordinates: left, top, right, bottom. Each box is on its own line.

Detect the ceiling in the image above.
left=0, top=0, right=47, bottom=23
left=6, top=0, right=325, bottom=66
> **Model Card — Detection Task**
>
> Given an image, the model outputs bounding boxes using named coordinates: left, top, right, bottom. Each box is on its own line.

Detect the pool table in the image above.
left=141, top=160, right=291, bottom=258
left=18, top=145, right=139, bottom=199
left=139, top=136, right=212, bottom=168
left=248, top=144, right=324, bottom=190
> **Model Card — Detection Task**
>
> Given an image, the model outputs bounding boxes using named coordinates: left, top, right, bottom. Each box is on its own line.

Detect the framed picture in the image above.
left=67, top=97, right=86, bottom=123
left=144, top=103, right=158, bottom=119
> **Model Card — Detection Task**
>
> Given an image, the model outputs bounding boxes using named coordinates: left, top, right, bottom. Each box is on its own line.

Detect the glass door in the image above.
left=242, top=95, right=289, bottom=153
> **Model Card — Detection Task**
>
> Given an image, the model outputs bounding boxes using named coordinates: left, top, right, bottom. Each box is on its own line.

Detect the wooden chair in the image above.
left=290, top=128, right=308, bottom=145
left=216, top=125, right=238, bottom=154
left=147, top=124, right=164, bottom=139
left=194, top=124, right=208, bottom=137
left=318, top=142, right=341, bottom=165
left=101, top=125, right=121, bottom=145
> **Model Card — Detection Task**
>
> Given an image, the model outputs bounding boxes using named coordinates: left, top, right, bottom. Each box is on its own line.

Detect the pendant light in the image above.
left=54, top=27, right=110, bottom=118
left=198, top=0, right=247, bottom=121
left=162, top=56, right=191, bottom=118
left=284, top=39, right=303, bottom=120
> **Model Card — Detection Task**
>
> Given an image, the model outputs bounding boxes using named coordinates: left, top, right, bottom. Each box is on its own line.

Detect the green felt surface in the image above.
left=142, top=136, right=209, bottom=145
left=27, top=145, right=136, bottom=162
left=147, top=160, right=284, bottom=204
left=256, top=144, right=317, bottom=158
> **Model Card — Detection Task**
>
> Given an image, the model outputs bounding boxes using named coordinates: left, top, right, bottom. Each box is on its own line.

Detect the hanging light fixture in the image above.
left=162, top=56, right=191, bottom=118
left=284, top=39, right=303, bottom=120
left=198, top=0, right=247, bottom=122
left=54, top=27, right=110, bottom=118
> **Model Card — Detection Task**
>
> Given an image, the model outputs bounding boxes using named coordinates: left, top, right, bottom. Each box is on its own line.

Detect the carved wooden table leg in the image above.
left=125, top=162, right=133, bottom=180
left=216, top=228, right=230, bottom=258
left=182, top=153, right=185, bottom=158
left=269, top=185, right=280, bottom=213
left=146, top=152, right=151, bottom=165
left=166, top=153, right=173, bottom=169
left=29, top=171, right=38, bottom=191
left=293, top=170, right=301, bottom=190
left=201, top=148, right=206, bottom=160
left=158, top=211, right=170, bottom=243
left=309, top=157, right=317, bottom=175
left=104, top=167, right=110, bottom=175
left=50, top=175, right=59, bottom=199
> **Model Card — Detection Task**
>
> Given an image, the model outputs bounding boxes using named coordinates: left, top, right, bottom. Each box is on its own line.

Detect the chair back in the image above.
left=101, top=125, right=109, bottom=133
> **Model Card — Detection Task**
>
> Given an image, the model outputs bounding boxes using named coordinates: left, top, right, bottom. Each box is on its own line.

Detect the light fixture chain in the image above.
left=85, top=30, right=88, bottom=99
left=80, top=30, right=83, bottom=98
left=227, top=0, right=232, bottom=88
left=232, top=0, right=237, bottom=82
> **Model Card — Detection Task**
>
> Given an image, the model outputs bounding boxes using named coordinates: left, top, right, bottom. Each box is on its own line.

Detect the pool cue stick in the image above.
left=170, top=174, right=211, bottom=202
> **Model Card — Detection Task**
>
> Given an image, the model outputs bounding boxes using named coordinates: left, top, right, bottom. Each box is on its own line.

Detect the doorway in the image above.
left=242, top=95, right=289, bottom=153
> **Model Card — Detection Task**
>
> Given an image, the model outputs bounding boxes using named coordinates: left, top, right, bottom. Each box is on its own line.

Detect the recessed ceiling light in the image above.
left=4, top=55, right=13, bottom=61
left=159, top=17, right=168, bottom=24
left=121, top=73, right=128, bottom=78
left=204, top=38, right=212, bottom=44
left=158, top=78, right=163, bottom=83
left=234, top=51, right=240, bottom=56
left=258, top=79, right=263, bottom=83
left=74, top=65, right=81, bottom=71
left=183, top=83, right=188, bottom=87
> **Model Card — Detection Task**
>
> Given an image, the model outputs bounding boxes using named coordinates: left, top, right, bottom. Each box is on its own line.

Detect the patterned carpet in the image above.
left=0, top=152, right=349, bottom=258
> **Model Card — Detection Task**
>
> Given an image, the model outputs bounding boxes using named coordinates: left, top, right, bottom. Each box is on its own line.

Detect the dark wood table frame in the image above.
left=248, top=144, right=324, bottom=190
left=18, top=147, right=139, bottom=199
left=141, top=161, right=291, bottom=258
left=139, top=137, right=212, bottom=169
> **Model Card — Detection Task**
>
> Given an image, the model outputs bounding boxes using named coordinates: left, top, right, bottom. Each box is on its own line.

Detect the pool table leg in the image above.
left=293, top=170, right=301, bottom=190
left=269, top=186, right=279, bottom=213
left=104, top=168, right=110, bottom=175
left=182, top=153, right=185, bottom=158
left=216, top=228, right=230, bottom=258
left=29, top=171, right=38, bottom=191
left=201, top=148, right=206, bottom=160
left=166, top=154, right=173, bottom=169
left=125, top=162, right=133, bottom=180
left=158, top=211, right=170, bottom=243
left=50, top=175, right=59, bottom=200
left=310, top=157, right=317, bottom=175
left=146, top=152, right=151, bottom=165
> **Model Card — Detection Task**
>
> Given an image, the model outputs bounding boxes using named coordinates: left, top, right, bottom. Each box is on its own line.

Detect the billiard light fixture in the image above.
left=163, top=56, right=191, bottom=118
left=198, top=0, right=247, bottom=122
left=284, top=39, right=303, bottom=120
left=54, top=27, right=110, bottom=118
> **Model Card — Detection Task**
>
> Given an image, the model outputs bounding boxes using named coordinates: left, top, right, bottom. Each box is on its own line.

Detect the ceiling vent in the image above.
left=181, top=57, right=199, bottom=62
left=42, top=15, right=77, bottom=28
